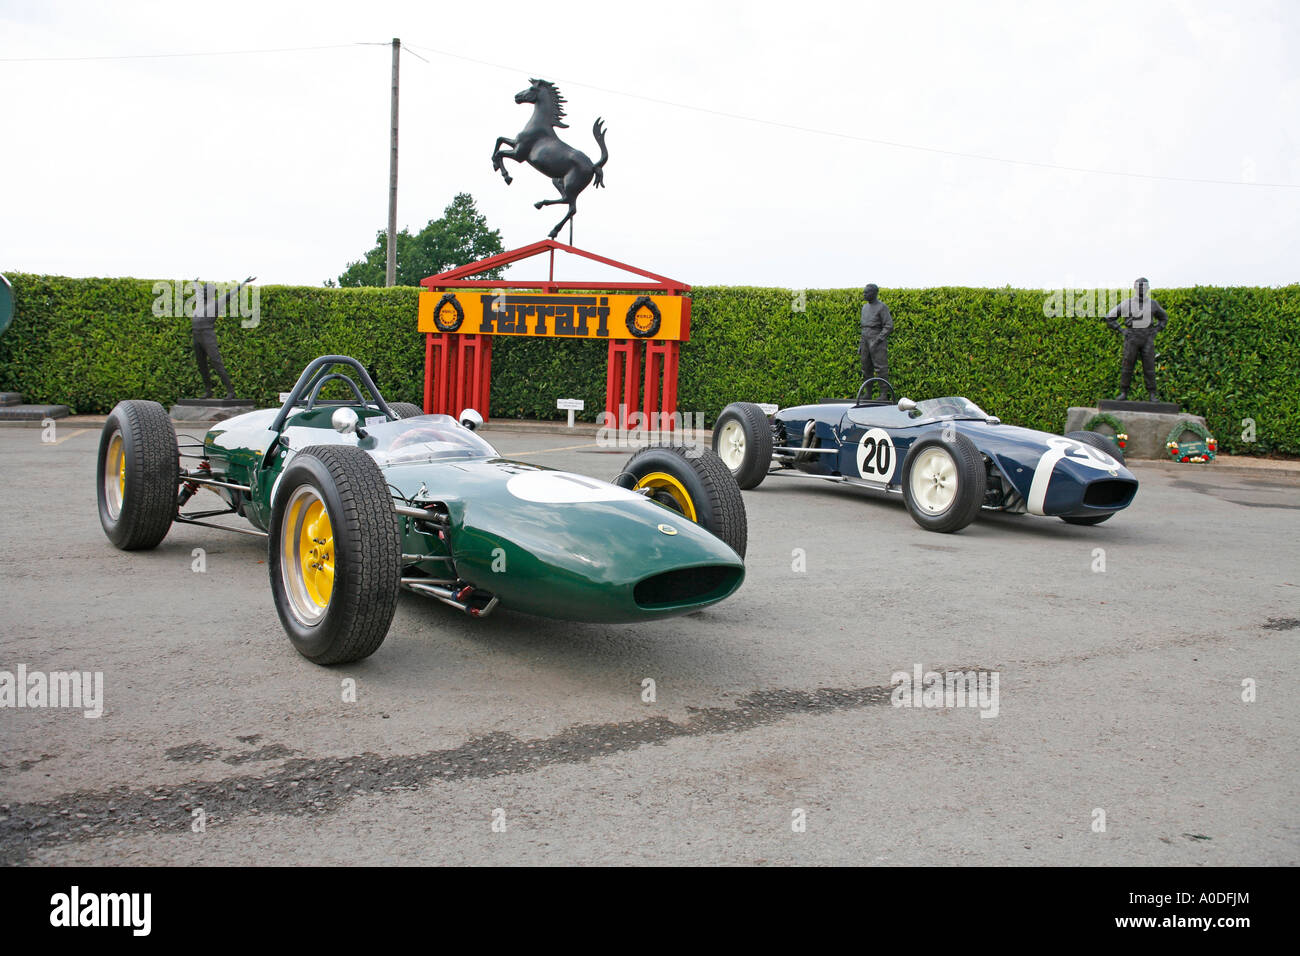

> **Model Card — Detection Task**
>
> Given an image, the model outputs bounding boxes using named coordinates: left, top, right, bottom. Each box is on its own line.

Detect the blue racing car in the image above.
left=711, top=378, right=1138, bottom=533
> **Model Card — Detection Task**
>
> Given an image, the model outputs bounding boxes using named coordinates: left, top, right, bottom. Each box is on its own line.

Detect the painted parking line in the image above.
left=508, top=441, right=604, bottom=456
left=47, top=428, right=90, bottom=446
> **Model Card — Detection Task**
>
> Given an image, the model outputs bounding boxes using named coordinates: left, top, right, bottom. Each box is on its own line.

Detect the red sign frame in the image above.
left=419, top=239, right=690, bottom=429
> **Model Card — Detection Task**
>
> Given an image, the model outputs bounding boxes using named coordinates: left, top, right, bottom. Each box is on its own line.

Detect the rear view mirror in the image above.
left=332, top=407, right=359, bottom=434
left=897, top=398, right=917, bottom=412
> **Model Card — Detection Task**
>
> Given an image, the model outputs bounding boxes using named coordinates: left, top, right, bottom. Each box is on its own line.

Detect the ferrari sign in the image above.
left=418, top=291, right=686, bottom=341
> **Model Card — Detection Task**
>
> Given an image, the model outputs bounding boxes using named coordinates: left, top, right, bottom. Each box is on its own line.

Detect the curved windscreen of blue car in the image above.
left=905, top=397, right=990, bottom=424
left=364, top=414, right=500, bottom=464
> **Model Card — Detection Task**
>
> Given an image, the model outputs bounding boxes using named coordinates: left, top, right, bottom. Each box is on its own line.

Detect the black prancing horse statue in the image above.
left=491, top=79, right=608, bottom=241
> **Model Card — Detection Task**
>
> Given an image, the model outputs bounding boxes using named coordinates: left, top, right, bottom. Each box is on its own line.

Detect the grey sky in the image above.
left=2, top=0, right=1297, bottom=290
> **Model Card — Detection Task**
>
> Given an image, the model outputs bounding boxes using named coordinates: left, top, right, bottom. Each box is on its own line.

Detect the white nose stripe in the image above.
left=1027, top=446, right=1068, bottom=515
left=1026, top=437, right=1118, bottom=515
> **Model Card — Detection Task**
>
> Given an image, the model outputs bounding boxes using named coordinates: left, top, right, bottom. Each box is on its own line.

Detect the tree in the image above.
left=337, top=193, right=505, bottom=287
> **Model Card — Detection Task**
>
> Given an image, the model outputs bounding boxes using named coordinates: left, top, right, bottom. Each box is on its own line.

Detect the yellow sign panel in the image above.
left=418, top=291, right=685, bottom=341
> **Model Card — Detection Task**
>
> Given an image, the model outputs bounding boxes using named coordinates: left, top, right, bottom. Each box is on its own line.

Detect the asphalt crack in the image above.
left=0, top=684, right=892, bottom=863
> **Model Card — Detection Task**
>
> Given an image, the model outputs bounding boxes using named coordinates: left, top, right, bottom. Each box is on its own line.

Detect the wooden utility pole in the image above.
left=385, top=37, right=400, bottom=287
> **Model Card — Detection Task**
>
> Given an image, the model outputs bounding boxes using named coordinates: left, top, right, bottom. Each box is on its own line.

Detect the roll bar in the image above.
left=270, top=355, right=396, bottom=433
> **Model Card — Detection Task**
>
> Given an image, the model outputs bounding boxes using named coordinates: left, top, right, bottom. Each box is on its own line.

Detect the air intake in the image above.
left=1083, top=479, right=1137, bottom=509
left=634, top=565, right=744, bottom=610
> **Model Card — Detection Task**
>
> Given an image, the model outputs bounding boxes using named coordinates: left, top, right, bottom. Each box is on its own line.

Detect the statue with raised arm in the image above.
left=190, top=277, right=253, bottom=399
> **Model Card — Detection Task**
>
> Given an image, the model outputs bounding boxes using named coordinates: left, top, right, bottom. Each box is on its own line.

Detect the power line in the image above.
left=6, top=37, right=1295, bottom=190
left=0, top=42, right=365, bottom=62
left=355, top=41, right=427, bottom=63
left=404, top=42, right=1300, bottom=190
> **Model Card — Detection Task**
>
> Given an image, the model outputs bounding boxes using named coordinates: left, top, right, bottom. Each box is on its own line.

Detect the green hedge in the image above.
left=0, top=277, right=427, bottom=413
left=1, top=274, right=1296, bottom=455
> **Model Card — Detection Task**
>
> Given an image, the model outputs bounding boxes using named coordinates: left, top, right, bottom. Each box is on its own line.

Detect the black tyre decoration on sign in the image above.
left=432, top=293, right=465, bottom=333
left=626, top=295, right=662, bottom=338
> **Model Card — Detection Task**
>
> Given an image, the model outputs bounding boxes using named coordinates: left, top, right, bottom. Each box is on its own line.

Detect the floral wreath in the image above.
left=1166, top=419, right=1217, bottom=463
left=1083, top=412, right=1128, bottom=452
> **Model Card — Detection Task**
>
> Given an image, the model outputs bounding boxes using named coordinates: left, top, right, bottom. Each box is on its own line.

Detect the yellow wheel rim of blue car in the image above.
left=634, top=471, right=697, bottom=522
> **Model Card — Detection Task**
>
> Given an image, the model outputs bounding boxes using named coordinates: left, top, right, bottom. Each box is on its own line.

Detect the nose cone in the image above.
left=444, top=466, right=745, bottom=622
left=1039, top=452, right=1138, bottom=516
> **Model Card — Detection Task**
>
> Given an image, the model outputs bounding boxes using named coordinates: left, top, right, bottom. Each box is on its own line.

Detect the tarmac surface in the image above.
left=0, top=422, right=1296, bottom=865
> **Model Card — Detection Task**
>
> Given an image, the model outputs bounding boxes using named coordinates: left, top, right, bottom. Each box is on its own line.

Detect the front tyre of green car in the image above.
left=268, top=444, right=402, bottom=665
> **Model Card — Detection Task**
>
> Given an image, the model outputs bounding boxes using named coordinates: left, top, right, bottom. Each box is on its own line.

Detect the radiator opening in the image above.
left=634, top=565, right=743, bottom=610
left=1083, top=479, right=1137, bottom=509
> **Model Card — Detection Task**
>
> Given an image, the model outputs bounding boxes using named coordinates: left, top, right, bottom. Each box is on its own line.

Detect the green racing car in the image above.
left=96, top=355, right=746, bottom=665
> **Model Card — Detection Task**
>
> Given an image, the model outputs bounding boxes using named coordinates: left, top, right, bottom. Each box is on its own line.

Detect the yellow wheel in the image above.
left=268, top=444, right=401, bottom=665
left=280, top=486, right=335, bottom=625
left=633, top=471, right=698, bottom=522
left=620, top=444, right=747, bottom=557
left=103, top=432, right=126, bottom=520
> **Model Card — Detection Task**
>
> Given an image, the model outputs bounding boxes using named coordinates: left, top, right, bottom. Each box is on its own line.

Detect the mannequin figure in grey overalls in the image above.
left=858, top=283, right=893, bottom=399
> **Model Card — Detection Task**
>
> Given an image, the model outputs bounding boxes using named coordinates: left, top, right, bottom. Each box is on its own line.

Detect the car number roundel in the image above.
left=856, top=428, right=896, bottom=482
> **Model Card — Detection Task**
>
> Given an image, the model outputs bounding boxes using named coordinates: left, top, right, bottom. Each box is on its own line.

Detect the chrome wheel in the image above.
left=280, top=485, right=335, bottom=626
left=909, top=446, right=958, bottom=515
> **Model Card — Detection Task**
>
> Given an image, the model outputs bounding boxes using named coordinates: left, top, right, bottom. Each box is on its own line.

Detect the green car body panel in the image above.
left=200, top=403, right=745, bottom=623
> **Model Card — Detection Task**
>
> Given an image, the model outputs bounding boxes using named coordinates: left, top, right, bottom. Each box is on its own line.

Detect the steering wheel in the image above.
left=855, top=377, right=895, bottom=404
left=304, top=372, right=375, bottom=412
left=390, top=426, right=454, bottom=450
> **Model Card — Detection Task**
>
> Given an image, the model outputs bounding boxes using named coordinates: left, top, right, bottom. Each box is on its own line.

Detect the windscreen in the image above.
left=906, top=397, right=989, bottom=424
left=361, top=413, right=499, bottom=464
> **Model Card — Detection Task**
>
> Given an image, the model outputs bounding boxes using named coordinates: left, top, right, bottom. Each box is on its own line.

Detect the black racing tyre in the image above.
left=1060, top=512, right=1115, bottom=526
left=626, top=295, right=662, bottom=338
left=1065, top=429, right=1126, bottom=465
left=388, top=402, right=424, bottom=419
left=618, top=443, right=748, bottom=557
left=711, top=402, right=773, bottom=490
left=97, top=400, right=179, bottom=550
left=269, top=444, right=402, bottom=665
left=900, top=432, right=986, bottom=533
